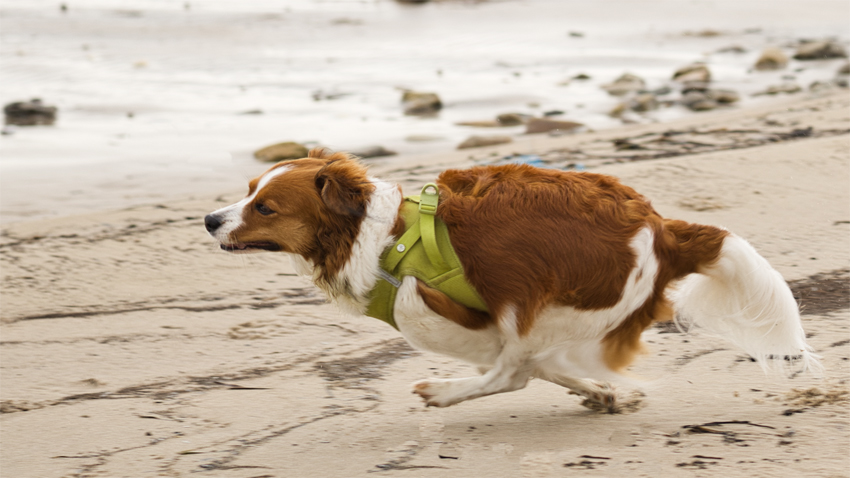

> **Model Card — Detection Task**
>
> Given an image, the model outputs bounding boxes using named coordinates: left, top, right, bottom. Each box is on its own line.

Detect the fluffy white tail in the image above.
left=671, top=234, right=821, bottom=373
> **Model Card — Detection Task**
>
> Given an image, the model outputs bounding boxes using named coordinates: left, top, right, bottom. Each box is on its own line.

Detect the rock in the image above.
left=401, top=91, right=442, bottom=115
left=609, top=102, right=628, bottom=118
left=685, top=29, right=721, bottom=37
left=349, top=145, right=396, bottom=159
left=753, top=83, right=802, bottom=96
left=707, top=89, right=740, bottom=104
left=672, top=64, right=711, bottom=83
left=611, top=93, right=659, bottom=116
left=524, top=117, right=583, bottom=134
left=716, top=45, right=747, bottom=54
left=457, top=113, right=528, bottom=128
left=4, top=98, right=57, bottom=126
left=601, top=73, right=645, bottom=96
left=405, top=135, right=444, bottom=142
left=793, top=40, right=848, bottom=60
left=679, top=90, right=741, bottom=111
left=809, top=81, right=836, bottom=93
left=838, top=62, right=850, bottom=75
left=681, top=91, right=717, bottom=111
left=457, top=135, right=512, bottom=149
left=312, top=90, right=350, bottom=101
left=630, top=93, right=658, bottom=112
left=496, top=113, right=528, bottom=126
left=753, top=47, right=788, bottom=70
left=455, top=120, right=502, bottom=127
left=681, top=81, right=711, bottom=94
left=254, top=142, right=310, bottom=162
left=572, top=73, right=591, bottom=80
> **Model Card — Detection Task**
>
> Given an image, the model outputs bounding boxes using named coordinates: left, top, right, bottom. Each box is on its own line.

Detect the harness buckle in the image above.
left=419, top=183, right=439, bottom=216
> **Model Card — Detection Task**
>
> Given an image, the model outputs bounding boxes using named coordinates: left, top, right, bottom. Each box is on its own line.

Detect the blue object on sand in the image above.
left=509, top=154, right=544, bottom=167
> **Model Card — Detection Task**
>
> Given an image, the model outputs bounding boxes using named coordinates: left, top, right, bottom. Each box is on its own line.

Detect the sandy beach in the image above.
left=2, top=1, right=850, bottom=477
left=1, top=88, right=849, bottom=477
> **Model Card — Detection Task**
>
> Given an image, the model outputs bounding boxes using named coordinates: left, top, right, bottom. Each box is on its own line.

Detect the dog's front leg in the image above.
left=412, top=340, right=534, bottom=407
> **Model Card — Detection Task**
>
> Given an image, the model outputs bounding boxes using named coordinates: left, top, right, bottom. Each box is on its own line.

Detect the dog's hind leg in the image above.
left=539, top=374, right=619, bottom=413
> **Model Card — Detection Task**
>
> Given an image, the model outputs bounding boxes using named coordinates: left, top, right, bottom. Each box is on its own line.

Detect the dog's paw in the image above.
left=412, top=379, right=458, bottom=408
left=571, top=384, right=644, bottom=414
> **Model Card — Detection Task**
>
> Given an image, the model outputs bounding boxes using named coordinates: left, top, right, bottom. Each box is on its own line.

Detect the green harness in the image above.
left=365, top=183, right=488, bottom=329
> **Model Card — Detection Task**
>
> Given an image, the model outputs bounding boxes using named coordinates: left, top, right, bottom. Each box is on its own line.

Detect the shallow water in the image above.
left=1, top=0, right=847, bottom=222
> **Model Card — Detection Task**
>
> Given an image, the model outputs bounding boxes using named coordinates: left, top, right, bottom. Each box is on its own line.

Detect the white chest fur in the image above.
left=394, top=277, right=502, bottom=366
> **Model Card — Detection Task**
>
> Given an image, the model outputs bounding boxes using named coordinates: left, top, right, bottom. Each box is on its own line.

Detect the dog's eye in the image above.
left=255, top=203, right=274, bottom=216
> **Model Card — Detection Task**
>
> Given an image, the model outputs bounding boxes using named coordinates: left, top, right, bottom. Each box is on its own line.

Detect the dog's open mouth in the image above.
left=220, top=242, right=281, bottom=253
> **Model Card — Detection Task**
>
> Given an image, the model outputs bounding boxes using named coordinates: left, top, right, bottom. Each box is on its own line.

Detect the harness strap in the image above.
left=418, top=183, right=449, bottom=269
left=383, top=215, right=421, bottom=272
left=365, top=182, right=489, bottom=329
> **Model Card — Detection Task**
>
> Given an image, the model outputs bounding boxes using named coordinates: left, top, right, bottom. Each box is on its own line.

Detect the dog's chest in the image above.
left=392, top=277, right=502, bottom=366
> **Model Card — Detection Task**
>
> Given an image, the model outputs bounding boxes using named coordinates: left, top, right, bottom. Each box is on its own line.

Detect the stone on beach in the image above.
left=524, top=117, right=583, bottom=134
left=610, top=94, right=658, bottom=117
left=455, top=120, right=502, bottom=127
left=348, top=145, right=397, bottom=159
left=601, top=73, right=645, bottom=96
left=716, top=45, right=747, bottom=54
left=496, top=113, right=528, bottom=126
left=456, top=113, right=528, bottom=128
left=753, top=47, right=789, bottom=70
left=401, top=91, right=442, bottom=115
left=254, top=142, right=310, bottom=162
left=4, top=98, right=57, bottom=126
left=754, top=83, right=803, bottom=96
left=681, top=81, right=711, bottom=93
left=672, top=63, right=711, bottom=83
left=457, top=135, right=512, bottom=149
left=679, top=89, right=739, bottom=111
left=809, top=81, right=838, bottom=93
left=793, top=40, right=848, bottom=60
left=681, top=91, right=718, bottom=111
left=707, top=89, right=740, bottom=104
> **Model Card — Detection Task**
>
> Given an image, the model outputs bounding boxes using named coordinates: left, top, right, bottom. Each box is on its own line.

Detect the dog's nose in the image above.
left=204, top=214, right=222, bottom=233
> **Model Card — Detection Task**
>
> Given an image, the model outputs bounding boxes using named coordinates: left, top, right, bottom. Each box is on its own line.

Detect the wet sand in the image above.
left=1, top=90, right=848, bottom=477
left=2, top=0, right=849, bottom=222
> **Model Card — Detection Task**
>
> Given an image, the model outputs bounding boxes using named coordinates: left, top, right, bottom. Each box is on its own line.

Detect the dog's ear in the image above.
left=315, top=159, right=373, bottom=217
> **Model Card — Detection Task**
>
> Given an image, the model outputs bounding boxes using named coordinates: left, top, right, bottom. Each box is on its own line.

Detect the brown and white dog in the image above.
left=205, top=149, right=818, bottom=410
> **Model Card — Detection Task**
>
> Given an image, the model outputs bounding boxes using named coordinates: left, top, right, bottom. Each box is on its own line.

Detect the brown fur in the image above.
left=230, top=154, right=730, bottom=373
left=432, top=164, right=728, bottom=370
left=229, top=149, right=375, bottom=290
left=416, top=281, right=492, bottom=330
left=436, top=165, right=658, bottom=336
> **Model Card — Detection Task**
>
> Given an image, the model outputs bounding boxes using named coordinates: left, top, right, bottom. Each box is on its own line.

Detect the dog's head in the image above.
left=205, top=149, right=375, bottom=264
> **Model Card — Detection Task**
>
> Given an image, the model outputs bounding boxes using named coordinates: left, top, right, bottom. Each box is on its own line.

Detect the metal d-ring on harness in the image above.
left=365, top=183, right=489, bottom=329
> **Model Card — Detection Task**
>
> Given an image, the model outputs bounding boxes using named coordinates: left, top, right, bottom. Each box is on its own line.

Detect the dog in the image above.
left=205, top=148, right=818, bottom=410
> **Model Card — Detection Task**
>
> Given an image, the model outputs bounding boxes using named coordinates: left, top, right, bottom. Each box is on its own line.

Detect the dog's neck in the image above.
left=291, top=178, right=403, bottom=315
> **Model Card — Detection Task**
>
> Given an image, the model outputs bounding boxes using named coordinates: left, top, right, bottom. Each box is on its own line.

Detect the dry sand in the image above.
left=1, top=90, right=849, bottom=477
